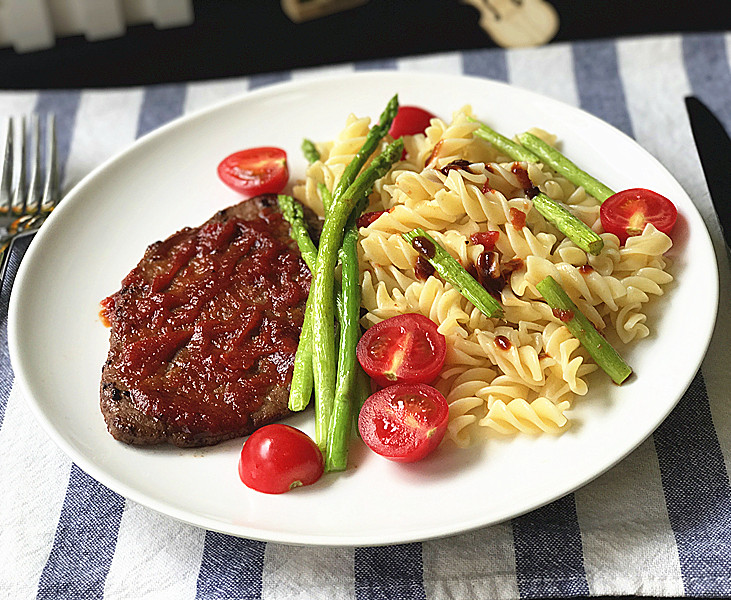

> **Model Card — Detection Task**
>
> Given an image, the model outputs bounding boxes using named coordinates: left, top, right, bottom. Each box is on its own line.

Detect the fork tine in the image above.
left=0, top=113, right=61, bottom=249
left=26, top=115, right=42, bottom=214
left=10, top=116, right=26, bottom=215
left=1, top=118, right=14, bottom=211
left=41, top=114, right=59, bottom=212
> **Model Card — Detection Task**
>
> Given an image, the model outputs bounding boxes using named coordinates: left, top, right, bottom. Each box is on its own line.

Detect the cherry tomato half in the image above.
left=217, top=146, right=289, bottom=198
left=358, top=383, right=449, bottom=462
left=238, top=424, right=324, bottom=494
left=356, top=313, right=446, bottom=388
left=388, top=106, right=437, bottom=139
left=600, top=188, right=677, bottom=244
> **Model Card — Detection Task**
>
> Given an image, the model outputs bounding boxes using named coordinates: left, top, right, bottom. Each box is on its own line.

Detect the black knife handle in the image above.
left=0, top=231, right=37, bottom=300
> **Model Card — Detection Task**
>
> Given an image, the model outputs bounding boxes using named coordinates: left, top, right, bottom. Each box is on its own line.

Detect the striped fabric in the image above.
left=1, top=32, right=730, bottom=600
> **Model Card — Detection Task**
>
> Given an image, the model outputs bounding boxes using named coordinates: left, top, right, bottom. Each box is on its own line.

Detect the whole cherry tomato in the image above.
left=600, top=188, right=677, bottom=243
left=388, top=106, right=437, bottom=139
left=389, top=106, right=437, bottom=159
left=356, top=313, right=446, bottom=388
left=358, top=383, right=449, bottom=462
left=217, top=147, right=288, bottom=198
left=238, top=424, right=324, bottom=494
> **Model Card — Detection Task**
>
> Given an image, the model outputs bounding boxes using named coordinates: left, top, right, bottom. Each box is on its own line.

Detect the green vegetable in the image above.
left=325, top=221, right=361, bottom=472
left=402, top=228, right=504, bottom=319
left=531, top=192, right=604, bottom=255
left=310, top=138, right=404, bottom=451
left=518, top=132, right=615, bottom=202
left=277, top=195, right=317, bottom=270
left=318, top=182, right=334, bottom=216
left=352, top=362, right=370, bottom=435
left=330, top=94, right=399, bottom=203
left=470, top=118, right=539, bottom=163
left=302, top=138, right=320, bottom=164
left=289, top=300, right=315, bottom=412
left=277, top=194, right=346, bottom=413
left=325, top=192, right=370, bottom=469
left=277, top=195, right=317, bottom=412
left=535, top=275, right=632, bottom=384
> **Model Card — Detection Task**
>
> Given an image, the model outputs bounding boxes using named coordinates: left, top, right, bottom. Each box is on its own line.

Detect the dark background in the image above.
left=1, top=0, right=730, bottom=89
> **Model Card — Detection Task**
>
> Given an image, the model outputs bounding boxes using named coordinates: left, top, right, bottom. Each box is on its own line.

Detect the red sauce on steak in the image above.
left=100, top=199, right=310, bottom=444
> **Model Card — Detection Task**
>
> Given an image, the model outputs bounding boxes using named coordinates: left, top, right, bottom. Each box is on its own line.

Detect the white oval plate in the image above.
left=9, top=72, right=718, bottom=546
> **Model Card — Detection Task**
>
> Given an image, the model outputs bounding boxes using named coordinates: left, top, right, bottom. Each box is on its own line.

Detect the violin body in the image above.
left=463, top=0, right=560, bottom=48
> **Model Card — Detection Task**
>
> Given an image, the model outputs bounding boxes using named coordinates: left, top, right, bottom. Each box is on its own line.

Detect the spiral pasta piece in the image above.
left=437, top=366, right=497, bottom=447
left=480, top=397, right=571, bottom=434
left=541, top=322, right=593, bottom=395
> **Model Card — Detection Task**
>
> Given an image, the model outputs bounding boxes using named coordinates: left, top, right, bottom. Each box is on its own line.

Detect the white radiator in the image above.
left=0, top=0, right=194, bottom=53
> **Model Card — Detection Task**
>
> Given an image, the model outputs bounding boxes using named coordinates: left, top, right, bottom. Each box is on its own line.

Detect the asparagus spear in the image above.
left=277, top=196, right=318, bottom=412
left=302, top=138, right=320, bottom=164
left=325, top=221, right=361, bottom=472
left=289, top=297, right=316, bottom=411
left=535, top=275, right=632, bottom=384
left=518, top=132, right=615, bottom=202
left=325, top=191, right=371, bottom=469
left=277, top=195, right=318, bottom=270
left=402, top=228, right=504, bottom=319
left=318, top=182, right=334, bottom=216
left=310, top=138, right=404, bottom=450
left=330, top=94, right=399, bottom=203
left=531, top=192, right=604, bottom=255
left=470, top=118, right=540, bottom=163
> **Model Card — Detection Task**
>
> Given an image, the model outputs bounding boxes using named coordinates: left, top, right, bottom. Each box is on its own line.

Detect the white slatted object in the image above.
left=0, top=0, right=194, bottom=52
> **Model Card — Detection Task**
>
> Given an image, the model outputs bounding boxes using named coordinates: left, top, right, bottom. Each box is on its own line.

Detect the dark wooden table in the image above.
left=1, top=0, right=729, bottom=89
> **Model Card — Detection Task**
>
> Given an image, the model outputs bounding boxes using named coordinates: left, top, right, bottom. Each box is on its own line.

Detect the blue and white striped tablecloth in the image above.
left=1, top=32, right=731, bottom=600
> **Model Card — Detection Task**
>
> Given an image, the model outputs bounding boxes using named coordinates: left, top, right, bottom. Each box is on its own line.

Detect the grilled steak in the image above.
left=100, top=194, right=314, bottom=447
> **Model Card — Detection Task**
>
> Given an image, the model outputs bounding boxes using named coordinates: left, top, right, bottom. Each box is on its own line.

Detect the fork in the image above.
left=0, top=114, right=60, bottom=279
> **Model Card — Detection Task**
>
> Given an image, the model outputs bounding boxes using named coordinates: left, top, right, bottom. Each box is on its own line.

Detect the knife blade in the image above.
left=685, top=95, right=731, bottom=248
